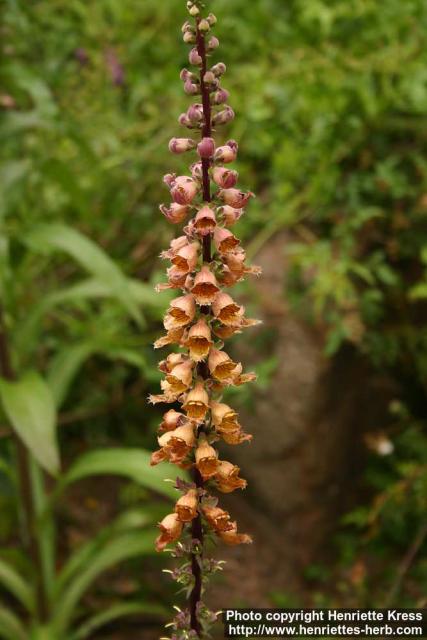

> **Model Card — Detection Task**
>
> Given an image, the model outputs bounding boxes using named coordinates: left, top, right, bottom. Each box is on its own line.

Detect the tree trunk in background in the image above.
left=210, top=232, right=396, bottom=606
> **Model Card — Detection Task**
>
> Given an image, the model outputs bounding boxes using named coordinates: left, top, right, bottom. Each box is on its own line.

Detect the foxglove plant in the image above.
left=150, top=1, right=261, bottom=637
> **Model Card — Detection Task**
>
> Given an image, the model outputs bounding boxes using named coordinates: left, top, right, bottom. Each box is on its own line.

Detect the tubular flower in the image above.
left=164, top=294, right=196, bottom=330
left=215, top=460, right=247, bottom=493
left=155, top=514, right=183, bottom=552
left=194, top=206, right=216, bottom=235
left=182, top=381, right=210, bottom=421
left=218, top=521, right=252, bottom=546
left=150, top=2, right=260, bottom=636
left=175, top=488, right=199, bottom=522
left=185, top=317, right=213, bottom=362
left=195, top=438, right=219, bottom=479
left=202, top=505, right=233, bottom=532
left=190, top=265, right=220, bottom=304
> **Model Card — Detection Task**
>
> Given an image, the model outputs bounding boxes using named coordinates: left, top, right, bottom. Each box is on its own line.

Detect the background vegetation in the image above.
left=1, top=0, right=427, bottom=637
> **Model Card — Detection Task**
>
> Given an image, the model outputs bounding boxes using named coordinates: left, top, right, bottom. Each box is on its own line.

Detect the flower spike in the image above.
left=150, top=2, right=259, bottom=636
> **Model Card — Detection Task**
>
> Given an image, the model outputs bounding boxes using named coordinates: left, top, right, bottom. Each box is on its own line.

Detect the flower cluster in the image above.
left=150, top=1, right=260, bottom=637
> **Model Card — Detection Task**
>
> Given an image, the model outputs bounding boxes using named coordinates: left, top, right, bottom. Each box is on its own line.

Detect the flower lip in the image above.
left=171, top=242, right=199, bottom=274
left=218, top=188, right=255, bottom=208
left=212, top=292, right=244, bottom=326
left=175, top=488, right=198, bottom=522
left=171, top=176, right=199, bottom=205
left=160, top=203, right=189, bottom=224
left=215, top=460, right=247, bottom=493
left=165, top=360, right=193, bottom=393
left=195, top=439, right=219, bottom=479
left=218, top=521, right=252, bottom=546
left=214, top=227, right=240, bottom=254
left=194, top=206, right=216, bottom=236
left=160, top=409, right=187, bottom=432
left=190, top=265, right=220, bottom=305
left=186, top=318, right=213, bottom=362
left=212, top=166, right=238, bottom=189
left=182, top=381, right=209, bottom=420
left=202, top=505, right=233, bottom=532
left=155, top=513, right=183, bottom=552
left=164, top=294, right=196, bottom=330
left=208, top=348, right=240, bottom=383
left=218, top=205, right=244, bottom=226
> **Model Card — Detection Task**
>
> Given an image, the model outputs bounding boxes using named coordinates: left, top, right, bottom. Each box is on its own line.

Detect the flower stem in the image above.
left=189, top=20, right=214, bottom=638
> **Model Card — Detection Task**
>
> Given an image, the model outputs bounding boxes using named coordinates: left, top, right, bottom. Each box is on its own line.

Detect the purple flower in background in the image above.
left=105, top=48, right=125, bottom=87
left=74, top=47, right=89, bottom=65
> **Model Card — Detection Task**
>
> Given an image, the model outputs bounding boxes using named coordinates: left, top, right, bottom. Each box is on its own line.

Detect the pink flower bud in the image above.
left=212, top=88, right=230, bottom=105
left=212, top=166, right=238, bottom=189
left=212, top=106, right=235, bottom=126
left=183, top=31, right=196, bottom=44
left=171, top=176, right=199, bottom=205
left=197, top=137, right=215, bottom=159
left=181, top=21, right=193, bottom=34
left=214, top=142, right=238, bottom=164
left=168, top=138, right=196, bottom=154
left=184, top=79, right=199, bottom=95
left=207, top=13, right=217, bottom=26
left=189, top=47, right=203, bottom=66
left=211, top=63, right=226, bottom=76
left=218, top=188, right=255, bottom=208
left=163, top=173, right=176, bottom=188
left=187, top=103, right=204, bottom=123
left=187, top=1, right=200, bottom=16
left=218, top=205, right=244, bottom=226
left=190, top=161, right=203, bottom=180
left=180, top=68, right=190, bottom=81
left=178, top=113, right=192, bottom=127
left=203, top=71, right=216, bottom=85
left=159, top=203, right=189, bottom=224
left=198, top=19, right=210, bottom=32
left=207, top=36, right=219, bottom=51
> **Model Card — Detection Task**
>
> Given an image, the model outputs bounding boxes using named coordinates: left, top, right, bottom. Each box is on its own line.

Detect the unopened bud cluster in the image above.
left=151, top=2, right=261, bottom=638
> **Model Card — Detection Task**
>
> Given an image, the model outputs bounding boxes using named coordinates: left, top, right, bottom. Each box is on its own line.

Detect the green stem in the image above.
left=0, top=306, right=51, bottom=622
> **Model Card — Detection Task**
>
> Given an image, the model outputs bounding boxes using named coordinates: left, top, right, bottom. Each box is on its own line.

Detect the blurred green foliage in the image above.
left=1, top=0, right=427, bottom=629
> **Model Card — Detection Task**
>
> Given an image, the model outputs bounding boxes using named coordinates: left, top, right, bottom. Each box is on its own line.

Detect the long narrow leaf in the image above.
left=0, top=372, right=60, bottom=476
left=0, top=558, right=34, bottom=612
left=24, top=224, right=142, bottom=325
left=52, top=530, right=156, bottom=634
left=56, top=507, right=165, bottom=592
left=71, top=601, right=167, bottom=640
left=0, top=606, right=27, bottom=640
left=59, top=448, right=182, bottom=499
left=47, top=343, right=96, bottom=409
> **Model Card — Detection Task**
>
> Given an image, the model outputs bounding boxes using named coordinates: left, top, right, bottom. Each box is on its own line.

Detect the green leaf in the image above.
left=0, top=558, right=34, bottom=612
left=71, top=601, right=167, bottom=640
left=56, top=507, right=163, bottom=592
left=51, top=530, right=156, bottom=634
left=24, top=224, right=143, bottom=325
left=47, top=343, right=96, bottom=409
left=0, top=372, right=60, bottom=476
left=409, top=282, right=427, bottom=300
left=60, top=448, right=182, bottom=499
left=0, top=606, right=27, bottom=640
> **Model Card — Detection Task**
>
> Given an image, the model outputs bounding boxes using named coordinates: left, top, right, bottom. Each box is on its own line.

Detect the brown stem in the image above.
left=188, top=19, right=214, bottom=638
left=384, top=520, right=427, bottom=607
left=0, top=307, right=49, bottom=621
